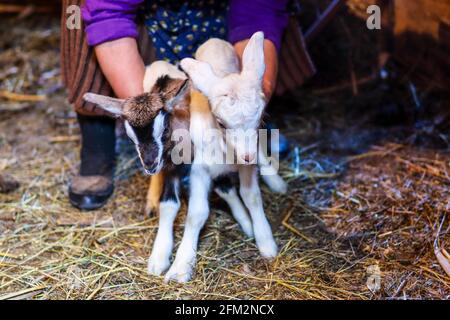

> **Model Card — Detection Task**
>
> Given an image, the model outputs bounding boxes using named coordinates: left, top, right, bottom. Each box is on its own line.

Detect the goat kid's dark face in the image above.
left=124, top=111, right=170, bottom=175
left=83, top=77, right=188, bottom=175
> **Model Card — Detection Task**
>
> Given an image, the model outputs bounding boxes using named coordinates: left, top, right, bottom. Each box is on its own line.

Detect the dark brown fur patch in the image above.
left=122, top=76, right=190, bottom=128
left=122, top=92, right=163, bottom=127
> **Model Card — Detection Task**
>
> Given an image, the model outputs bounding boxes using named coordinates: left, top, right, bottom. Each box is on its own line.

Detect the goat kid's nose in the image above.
left=241, top=153, right=255, bottom=164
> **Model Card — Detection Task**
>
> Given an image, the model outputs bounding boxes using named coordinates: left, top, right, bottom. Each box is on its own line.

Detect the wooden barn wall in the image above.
left=348, top=0, right=450, bottom=90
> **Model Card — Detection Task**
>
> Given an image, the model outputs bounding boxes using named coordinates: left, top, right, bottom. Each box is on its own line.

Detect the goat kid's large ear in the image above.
left=180, top=58, right=219, bottom=97
left=83, top=93, right=125, bottom=117
left=164, top=78, right=190, bottom=112
left=242, top=31, right=265, bottom=82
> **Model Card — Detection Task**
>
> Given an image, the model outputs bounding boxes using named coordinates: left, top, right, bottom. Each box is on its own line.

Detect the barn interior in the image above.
left=0, top=0, right=448, bottom=299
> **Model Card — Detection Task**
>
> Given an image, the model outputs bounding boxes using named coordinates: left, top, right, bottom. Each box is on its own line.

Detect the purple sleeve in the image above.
left=82, top=0, right=144, bottom=46
left=228, top=0, right=290, bottom=51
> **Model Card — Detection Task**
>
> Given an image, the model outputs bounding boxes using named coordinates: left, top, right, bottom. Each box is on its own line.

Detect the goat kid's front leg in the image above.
left=145, top=172, right=165, bottom=216
left=239, top=165, right=278, bottom=259
left=213, top=175, right=254, bottom=238
left=147, top=172, right=181, bottom=276
left=164, top=166, right=211, bottom=283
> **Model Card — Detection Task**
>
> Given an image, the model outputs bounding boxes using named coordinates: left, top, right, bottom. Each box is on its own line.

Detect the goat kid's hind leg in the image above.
left=213, top=175, right=253, bottom=238
left=258, top=148, right=287, bottom=194
left=147, top=172, right=181, bottom=276
left=239, top=165, right=278, bottom=259
left=165, top=166, right=211, bottom=283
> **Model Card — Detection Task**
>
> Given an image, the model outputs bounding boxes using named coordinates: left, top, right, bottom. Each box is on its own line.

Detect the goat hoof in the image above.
left=258, top=241, right=278, bottom=260
left=164, top=263, right=193, bottom=283
left=273, top=180, right=288, bottom=194
left=268, top=176, right=288, bottom=194
left=145, top=203, right=158, bottom=217
left=147, top=256, right=170, bottom=276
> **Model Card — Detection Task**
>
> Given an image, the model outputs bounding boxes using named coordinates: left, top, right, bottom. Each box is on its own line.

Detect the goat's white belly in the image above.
left=205, top=164, right=237, bottom=178
left=192, top=159, right=237, bottom=179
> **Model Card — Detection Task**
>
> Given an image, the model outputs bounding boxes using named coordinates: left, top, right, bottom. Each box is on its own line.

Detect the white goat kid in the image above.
left=180, top=31, right=286, bottom=194
left=164, top=90, right=279, bottom=283
left=181, top=31, right=266, bottom=164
